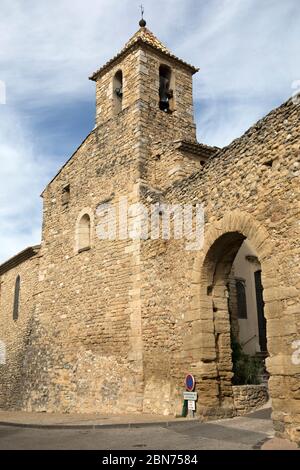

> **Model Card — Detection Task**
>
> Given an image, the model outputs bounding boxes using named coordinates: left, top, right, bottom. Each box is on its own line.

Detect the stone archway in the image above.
left=185, top=210, right=284, bottom=422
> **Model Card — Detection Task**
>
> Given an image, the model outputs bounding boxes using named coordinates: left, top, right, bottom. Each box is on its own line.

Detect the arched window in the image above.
left=159, top=64, right=174, bottom=112
left=113, top=70, right=123, bottom=115
left=77, top=214, right=91, bottom=252
left=13, top=275, right=21, bottom=321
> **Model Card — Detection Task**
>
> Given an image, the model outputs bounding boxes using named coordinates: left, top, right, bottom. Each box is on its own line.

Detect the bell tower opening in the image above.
left=113, top=70, right=123, bottom=115
left=159, top=64, right=174, bottom=113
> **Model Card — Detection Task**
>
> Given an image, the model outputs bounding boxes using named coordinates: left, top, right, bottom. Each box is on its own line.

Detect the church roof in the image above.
left=123, top=26, right=172, bottom=55
left=89, top=26, right=198, bottom=81
left=175, top=140, right=220, bottom=159
left=0, top=245, right=41, bottom=276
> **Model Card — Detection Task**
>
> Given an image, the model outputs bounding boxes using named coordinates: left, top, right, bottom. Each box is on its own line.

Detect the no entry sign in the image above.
left=185, top=374, right=195, bottom=392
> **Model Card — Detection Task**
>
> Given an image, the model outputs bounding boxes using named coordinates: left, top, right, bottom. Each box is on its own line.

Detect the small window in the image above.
left=113, top=70, right=123, bottom=115
left=13, top=275, right=21, bottom=321
left=62, top=184, right=70, bottom=205
left=77, top=214, right=91, bottom=252
left=236, top=279, right=247, bottom=319
left=159, top=64, right=174, bottom=113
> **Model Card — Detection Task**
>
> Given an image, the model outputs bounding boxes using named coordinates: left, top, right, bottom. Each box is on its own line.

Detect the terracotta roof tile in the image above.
left=123, top=27, right=171, bottom=55
left=90, top=27, right=198, bottom=81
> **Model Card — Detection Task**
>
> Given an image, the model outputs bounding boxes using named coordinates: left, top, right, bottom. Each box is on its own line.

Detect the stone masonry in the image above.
left=232, top=385, right=269, bottom=415
left=0, top=23, right=299, bottom=444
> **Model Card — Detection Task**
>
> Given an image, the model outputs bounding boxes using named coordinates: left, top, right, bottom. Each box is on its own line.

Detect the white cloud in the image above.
left=1, top=0, right=296, bottom=106
left=0, top=0, right=299, bottom=262
left=1, top=1, right=299, bottom=112
left=0, top=107, right=54, bottom=262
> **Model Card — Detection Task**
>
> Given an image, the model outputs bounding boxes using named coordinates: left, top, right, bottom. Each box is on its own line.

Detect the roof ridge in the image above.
left=0, top=245, right=41, bottom=276
left=123, top=26, right=171, bottom=55
left=90, top=26, right=198, bottom=81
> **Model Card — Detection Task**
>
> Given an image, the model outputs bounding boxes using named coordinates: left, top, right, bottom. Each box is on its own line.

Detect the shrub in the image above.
left=231, top=338, right=264, bottom=385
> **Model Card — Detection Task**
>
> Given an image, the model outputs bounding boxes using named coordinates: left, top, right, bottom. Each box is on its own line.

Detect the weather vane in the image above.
left=139, top=4, right=146, bottom=27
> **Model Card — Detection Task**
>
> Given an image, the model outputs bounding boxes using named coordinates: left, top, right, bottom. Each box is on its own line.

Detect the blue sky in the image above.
left=0, top=0, right=299, bottom=262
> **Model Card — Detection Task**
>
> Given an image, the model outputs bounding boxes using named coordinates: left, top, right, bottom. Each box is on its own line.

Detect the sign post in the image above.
left=188, top=400, right=196, bottom=412
left=183, top=391, right=197, bottom=401
left=184, top=374, right=196, bottom=419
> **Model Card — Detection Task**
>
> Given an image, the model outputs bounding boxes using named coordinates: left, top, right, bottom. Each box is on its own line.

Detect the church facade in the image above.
left=0, top=22, right=299, bottom=444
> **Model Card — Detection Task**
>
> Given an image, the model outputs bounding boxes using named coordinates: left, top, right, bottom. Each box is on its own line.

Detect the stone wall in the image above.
left=233, top=385, right=269, bottom=415
left=19, top=125, right=143, bottom=414
left=0, top=32, right=199, bottom=416
left=139, top=98, right=300, bottom=442
left=0, top=250, right=40, bottom=409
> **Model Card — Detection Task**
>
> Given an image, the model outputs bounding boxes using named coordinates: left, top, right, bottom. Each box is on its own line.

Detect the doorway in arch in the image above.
left=197, top=231, right=270, bottom=409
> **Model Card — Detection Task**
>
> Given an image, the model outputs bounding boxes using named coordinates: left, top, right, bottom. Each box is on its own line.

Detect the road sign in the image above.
left=188, top=400, right=196, bottom=411
left=185, top=374, right=195, bottom=392
left=183, top=391, right=197, bottom=401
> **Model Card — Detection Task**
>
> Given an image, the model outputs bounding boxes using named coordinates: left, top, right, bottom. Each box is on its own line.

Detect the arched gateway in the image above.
left=186, top=210, right=293, bottom=435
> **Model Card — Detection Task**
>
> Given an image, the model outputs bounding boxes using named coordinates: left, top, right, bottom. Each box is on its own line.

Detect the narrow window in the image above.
left=113, top=70, right=123, bottom=115
left=62, top=184, right=70, bottom=205
left=236, top=279, right=247, bottom=319
left=78, top=214, right=91, bottom=252
left=13, top=275, right=21, bottom=321
left=159, top=65, right=174, bottom=113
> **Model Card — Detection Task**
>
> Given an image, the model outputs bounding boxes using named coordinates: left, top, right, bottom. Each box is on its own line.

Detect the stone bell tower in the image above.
left=89, top=18, right=208, bottom=187
left=90, top=18, right=198, bottom=132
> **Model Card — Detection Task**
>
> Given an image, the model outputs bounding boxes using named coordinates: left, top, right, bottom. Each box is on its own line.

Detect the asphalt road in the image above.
left=0, top=408, right=273, bottom=450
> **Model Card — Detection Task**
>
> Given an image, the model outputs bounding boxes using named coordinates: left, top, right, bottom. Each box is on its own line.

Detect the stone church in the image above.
left=0, top=20, right=299, bottom=444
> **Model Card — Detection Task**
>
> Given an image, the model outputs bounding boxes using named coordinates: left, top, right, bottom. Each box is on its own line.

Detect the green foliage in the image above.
left=231, top=338, right=264, bottom=385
